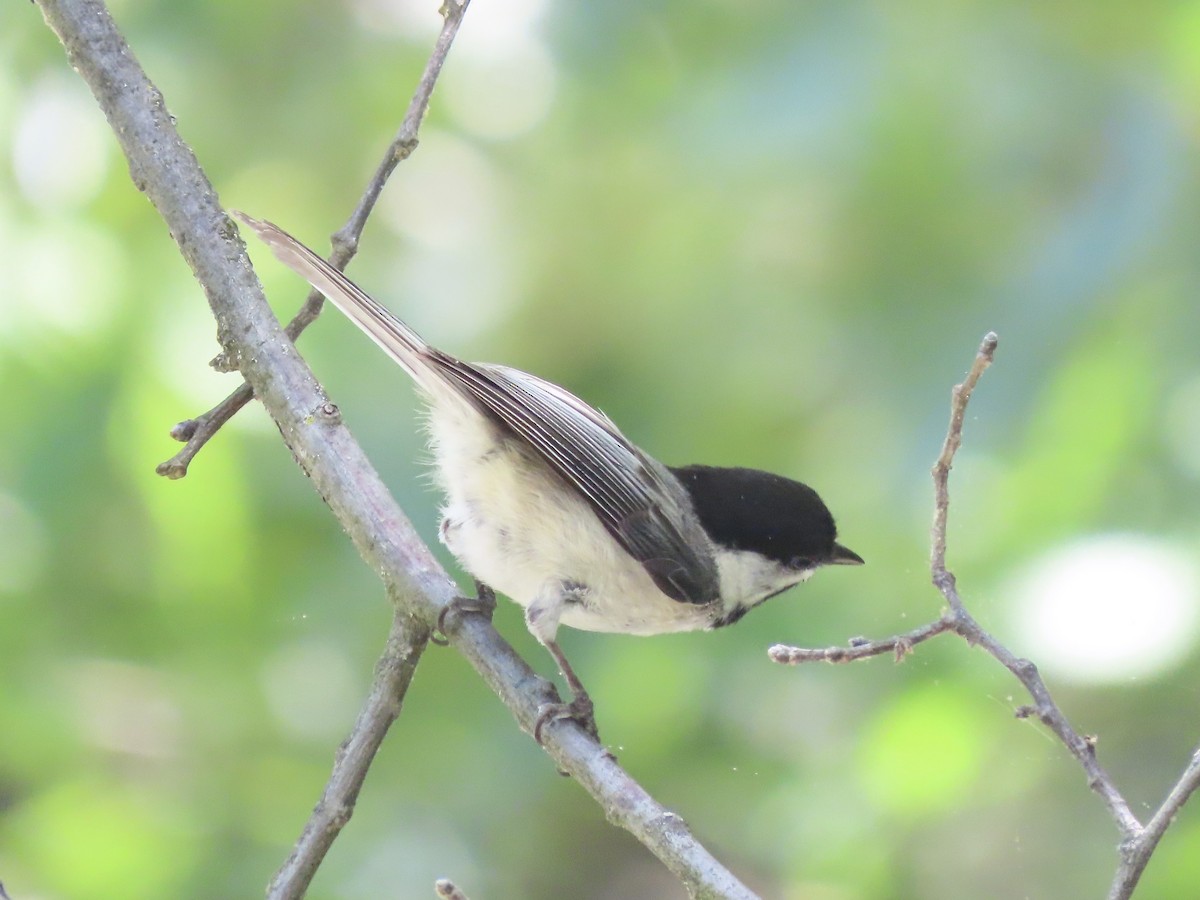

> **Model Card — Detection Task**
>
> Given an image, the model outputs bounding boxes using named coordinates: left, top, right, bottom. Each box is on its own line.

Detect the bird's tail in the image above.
left=234, top=211, right=432, bottom=384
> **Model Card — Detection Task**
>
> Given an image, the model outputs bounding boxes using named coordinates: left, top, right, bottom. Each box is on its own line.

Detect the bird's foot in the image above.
left=534, top=689, right=600, bottom=745
left=431, top=582, right=497, bottom=645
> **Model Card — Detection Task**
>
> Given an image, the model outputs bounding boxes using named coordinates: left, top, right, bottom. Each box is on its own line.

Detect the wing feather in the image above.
left=430, top=356, right=719, bottom=605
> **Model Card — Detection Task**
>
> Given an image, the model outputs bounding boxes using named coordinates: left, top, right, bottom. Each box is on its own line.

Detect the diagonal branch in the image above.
left=1109, top=747, right=1200, bottom=900
left=156, top=0, right=472, bottom=480
left=939, top=596, right=1139, bottom=835
left=37, top=2, right=757, bottom=896
left=267, top=608, right=429, bottom=900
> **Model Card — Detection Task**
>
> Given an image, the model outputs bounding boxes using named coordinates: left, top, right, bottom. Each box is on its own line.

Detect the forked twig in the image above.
left=1110, top=748, right=1200, bottom=899
left=772, top=332, right=1200, bottom=896
left=156, top=0, right=472, bottom=480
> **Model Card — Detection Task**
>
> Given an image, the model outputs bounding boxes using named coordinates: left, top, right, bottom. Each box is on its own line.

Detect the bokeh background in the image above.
left=5, top=0, right=1200, bottom=897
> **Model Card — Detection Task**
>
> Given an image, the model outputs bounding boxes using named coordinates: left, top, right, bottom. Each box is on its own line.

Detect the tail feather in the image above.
left=233, top=211, right=430, bottom=382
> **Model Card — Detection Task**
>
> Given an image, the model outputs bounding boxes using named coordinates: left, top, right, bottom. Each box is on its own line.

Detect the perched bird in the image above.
left=236, top=212, right=863, bottom=741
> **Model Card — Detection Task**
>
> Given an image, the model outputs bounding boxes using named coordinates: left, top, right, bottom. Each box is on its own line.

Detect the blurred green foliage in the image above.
left=5, top=1, right=1200, bottom=897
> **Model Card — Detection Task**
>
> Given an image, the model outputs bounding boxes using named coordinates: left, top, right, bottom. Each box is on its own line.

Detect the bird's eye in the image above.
left=789, top=556, right=814, bottom=570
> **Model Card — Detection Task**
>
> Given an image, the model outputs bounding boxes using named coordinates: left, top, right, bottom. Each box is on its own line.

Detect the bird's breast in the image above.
left=425, top=399, right=713, bottom=635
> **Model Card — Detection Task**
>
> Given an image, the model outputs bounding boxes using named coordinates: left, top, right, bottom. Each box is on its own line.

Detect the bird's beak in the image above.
left=829, top=543, right=865, bottom=566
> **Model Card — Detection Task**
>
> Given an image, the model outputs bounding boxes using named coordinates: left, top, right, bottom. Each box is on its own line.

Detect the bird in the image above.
left=235, top=211, right=863, bottom=743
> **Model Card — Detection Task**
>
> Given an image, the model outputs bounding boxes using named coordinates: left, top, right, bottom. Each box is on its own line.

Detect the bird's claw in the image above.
left=431, top=583, right=497, bottom=645
left=534, top=690, right=599, bottom=745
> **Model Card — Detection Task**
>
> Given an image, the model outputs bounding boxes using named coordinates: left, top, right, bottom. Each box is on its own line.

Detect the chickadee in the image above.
left=236, top=212, right=863, bottom=742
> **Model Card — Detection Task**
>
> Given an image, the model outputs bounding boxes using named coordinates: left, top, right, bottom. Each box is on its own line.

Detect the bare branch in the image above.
left=157, top=382, right=253, bottom=479
left=37, top=2, right=756, bottom=896
left=768, top=334, right=999, bottom=668
left=267, top=610, right=428, bottom=900
left=1109, top=748, right=1200, bottom=900
left=155, top=0, right=472, bottom=478
left=930, top=331, right=997, bottom=589
left=772, top=331, right=1200, bottom=894
left=926, top=333, right=1141, bottom=836
left=768, top=617, right=952, bottom=665
left=332, top=0, right=470, bottom=257
left=941, top=603, right=1140, bottom=835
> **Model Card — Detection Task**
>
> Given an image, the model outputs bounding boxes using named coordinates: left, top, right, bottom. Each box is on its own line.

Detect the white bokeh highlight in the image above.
left=0, top=492, right=47, bottom=596
left=379, top=130, right=521, bottom=344
left=441, top=37, right=557, bottom=141
left=348, top=0, right=549, bottom=51
left=347, top=0, right=557, bottom=141
left=13, top=74, right=111, bottom=211
left=1008, top=534, right=1200, bottom=683
left=1165, top=373, right=1200, bottom=481
left=380, top=130, right=503, bottom=251
left=261, top=639, right=360, bottom=741
left=4, top=222, right=129, bottom=356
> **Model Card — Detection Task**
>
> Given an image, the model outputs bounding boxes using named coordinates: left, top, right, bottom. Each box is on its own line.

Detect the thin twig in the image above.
left=267, top=610, right=429, bottom=900
left=38, top=3, right=756, bottom=896
left=927, top=333, right=1140, bottom=835
left=769, top=335, right=999, bottom=667
left=156, top=0, right=472, bottom=479
left=157, top=383, right=253, bottom=479
left=943, top=603, right=1139, bottom=834
left=768, top=617, right=952, bottom=665
left=772, top=332, right=1200, bottom=895
left=930, top=331, right=997, bottom=587
left=949, top=331, right=1191, bottom=887
left=1109, top=748, right=1200, bottom=900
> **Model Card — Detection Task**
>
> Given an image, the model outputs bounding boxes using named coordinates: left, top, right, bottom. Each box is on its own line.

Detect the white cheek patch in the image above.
left=714, top=548, right=807, bottom=611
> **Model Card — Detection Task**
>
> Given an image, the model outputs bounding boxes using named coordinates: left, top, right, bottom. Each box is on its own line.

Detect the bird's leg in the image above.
left=526, top=583, right=602, bottom=745
left=525, top=585, right=600, bottom=748
left=533, top=638, right=599, bottom=744
left=432, top=580, right=497, bottom=645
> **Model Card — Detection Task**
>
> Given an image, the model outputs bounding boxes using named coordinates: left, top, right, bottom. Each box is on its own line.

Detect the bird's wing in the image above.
left=429, top=357, right=720, bottom=605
